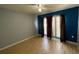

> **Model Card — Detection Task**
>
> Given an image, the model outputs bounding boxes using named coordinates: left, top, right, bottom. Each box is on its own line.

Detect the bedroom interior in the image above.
left=0, top=4, right=79, bottom=54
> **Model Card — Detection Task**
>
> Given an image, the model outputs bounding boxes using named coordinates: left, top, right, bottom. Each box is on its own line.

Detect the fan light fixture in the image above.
left=38, top=8, right=42, bottom=12
left=38, top=4, right=42, bottom=12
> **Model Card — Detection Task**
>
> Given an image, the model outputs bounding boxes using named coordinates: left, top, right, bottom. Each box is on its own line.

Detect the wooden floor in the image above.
left=0, top=36, right=79, bottom=54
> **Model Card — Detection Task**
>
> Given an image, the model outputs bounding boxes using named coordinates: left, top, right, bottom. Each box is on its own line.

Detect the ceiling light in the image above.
left=38, top=8, right=42, bottom=12
left=37, top=4, right=42, bottom=12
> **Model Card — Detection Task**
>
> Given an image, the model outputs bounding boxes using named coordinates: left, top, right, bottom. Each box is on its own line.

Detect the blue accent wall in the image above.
left=38, top=7, right=78, bottom=42
left=38, top=16, right=44, bottom=35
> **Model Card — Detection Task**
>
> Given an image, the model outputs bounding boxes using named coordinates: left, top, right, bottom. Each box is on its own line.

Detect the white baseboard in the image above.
left=66, top=41, right=78, bottom=46
left=0, top=35, right=38, bottom=51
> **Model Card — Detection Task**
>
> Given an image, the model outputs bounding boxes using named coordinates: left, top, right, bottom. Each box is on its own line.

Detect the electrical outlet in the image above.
left=72, top=35, right=74, bottom=38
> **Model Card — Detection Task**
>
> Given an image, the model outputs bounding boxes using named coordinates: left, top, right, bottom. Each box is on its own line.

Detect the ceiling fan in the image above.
left=28, top=4, right=47, bottom=12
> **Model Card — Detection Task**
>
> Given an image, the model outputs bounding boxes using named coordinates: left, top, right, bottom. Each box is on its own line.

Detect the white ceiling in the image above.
left=0, top=4, right=79, bottom=15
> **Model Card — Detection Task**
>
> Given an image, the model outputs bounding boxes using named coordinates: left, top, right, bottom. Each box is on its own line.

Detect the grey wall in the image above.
left=0, top=9, right=37, bottom=48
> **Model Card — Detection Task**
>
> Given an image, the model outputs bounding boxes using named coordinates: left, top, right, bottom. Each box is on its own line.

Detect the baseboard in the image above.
left=66, top=41, right=78, bottom=46
left=0, top=35, right=38, bottom=51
